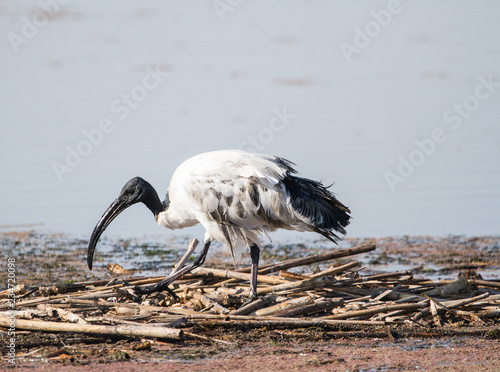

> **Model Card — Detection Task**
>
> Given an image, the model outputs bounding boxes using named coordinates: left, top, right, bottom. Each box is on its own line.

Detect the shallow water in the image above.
left=2, top=231, right=498, bottom=285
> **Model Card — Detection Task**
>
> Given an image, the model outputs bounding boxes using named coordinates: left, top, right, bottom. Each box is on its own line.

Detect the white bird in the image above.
left=87, top=150, right=351, bottom=298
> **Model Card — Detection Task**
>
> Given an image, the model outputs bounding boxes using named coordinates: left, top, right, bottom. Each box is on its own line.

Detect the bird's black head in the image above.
left=118, top=177, right=155, bottom=206
left=87, top=177, right=163, bottom=270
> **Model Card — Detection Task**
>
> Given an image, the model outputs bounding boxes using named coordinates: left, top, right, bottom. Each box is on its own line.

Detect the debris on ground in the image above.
left=1, top=231, right=499, bottom=369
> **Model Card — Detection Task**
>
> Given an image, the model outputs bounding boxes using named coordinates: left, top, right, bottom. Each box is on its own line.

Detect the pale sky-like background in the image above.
left=1, top=0, right=499, bottom=243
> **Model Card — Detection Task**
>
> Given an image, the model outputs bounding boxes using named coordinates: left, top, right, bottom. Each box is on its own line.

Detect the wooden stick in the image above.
left=0, top=310, right=45, bottom=319
left=1, top=277, right=168, bottom=309
left=164, top=305, right=387, bottom=325
left=257, top=276, right=333, bottom=295
left=195, top=267, right=289, bottom=285
left=413, top=294, right=497, bottom=322
left=326, top=286, right=372, bottom=298
left=440, top=293, right=490, bottom=309
left=278, top=299, right=343, bottom=318
left=195, top=316, right=386, bottom=328
left=61, top=276, right=155, bottom=287
left=69, top=292, right=122, bottom=301
left=229, top=296, right=275, bottom=316
left=469, top=279, right=500, bottom=289
left=37, top=305, right=88, bottom=325
left=430, top=301, right=442, bottom=327
left=191, top=292, right=230, bottom=315
left=309, top=261, right=360, bottom=279
left=0, top=284, right=26, bottom=298
left=0, top=316, right=183, bottom=340
left=252, top=295, right=315, bottom=317
left=454, top=310, right=485, bottom=325
left=0, top=297, right=51, bottom=310
left=246, top=243, right=376, bottom=275
left=166, top=307, right=222, bottom=318
left=373, top=309, right=410, bottom=321
left=57, top=298, right=176, bottom=315
left=477, top=307, right=500, bottom=319
left=279, top=271, right=310, bottom=281
left=183, top=331, right=236, bottom=346
left=326, top=301, right=429, bottom=320
left=372, top=289, right=394, bottom=302
left=343, top=271, right=412, bottom=284
left=89, top=316, right=156, bottom=327
left=482, top=294, right=500, bottom=301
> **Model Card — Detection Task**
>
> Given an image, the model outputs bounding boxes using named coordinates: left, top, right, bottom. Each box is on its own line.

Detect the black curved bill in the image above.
left=87, top=197, right=129, bottom=270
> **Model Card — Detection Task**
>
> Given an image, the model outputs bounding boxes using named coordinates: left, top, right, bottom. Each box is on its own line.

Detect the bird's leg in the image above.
left=249, top=243, right=260, bottom=300
left=132, top=240, right=212, bottom=296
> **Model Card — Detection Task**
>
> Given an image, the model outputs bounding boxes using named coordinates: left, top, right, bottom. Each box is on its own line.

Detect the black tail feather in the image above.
left=282, top=175, right=351, bottom=243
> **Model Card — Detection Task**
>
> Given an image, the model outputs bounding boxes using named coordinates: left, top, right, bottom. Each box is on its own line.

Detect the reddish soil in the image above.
left=4, top=328, right=500, bottom=371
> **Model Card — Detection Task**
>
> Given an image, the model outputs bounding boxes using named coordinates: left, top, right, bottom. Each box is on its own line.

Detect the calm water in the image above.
left=1, top=1, right=499, bottom=243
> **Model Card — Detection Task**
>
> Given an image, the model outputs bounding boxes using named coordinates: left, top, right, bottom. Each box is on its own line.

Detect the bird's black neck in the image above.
left=142, top=182, right=166, bottom=218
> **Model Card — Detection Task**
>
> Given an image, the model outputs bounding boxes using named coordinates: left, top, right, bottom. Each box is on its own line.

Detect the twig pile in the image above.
left=1, top=242, right=499, bottom=342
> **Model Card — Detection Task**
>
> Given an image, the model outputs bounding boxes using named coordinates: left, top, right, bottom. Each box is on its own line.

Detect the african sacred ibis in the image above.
left=87, top=150, right=351, bottom=298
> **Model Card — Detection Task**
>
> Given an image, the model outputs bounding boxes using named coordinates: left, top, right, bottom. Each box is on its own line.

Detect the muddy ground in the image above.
left=1, top=230, right=499, bottom=371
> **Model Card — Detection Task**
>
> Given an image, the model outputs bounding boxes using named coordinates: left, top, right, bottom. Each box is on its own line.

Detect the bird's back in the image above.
left=158, top=150, right=350, bottom=260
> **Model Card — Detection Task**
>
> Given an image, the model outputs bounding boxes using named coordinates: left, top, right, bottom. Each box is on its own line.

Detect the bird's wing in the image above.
left=178, top=151, right=298, bottom=258
left=187, top=153, right=294, bottom=224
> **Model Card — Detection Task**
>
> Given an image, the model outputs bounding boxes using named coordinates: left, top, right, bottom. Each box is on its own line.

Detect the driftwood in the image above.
left=254, top=243, right=376, bottom=274
left=440, top=293, right=490, bottom=308
left=0, top=317, right=183, bottom=340
left=229, top=296, right=275, bottom=315
left=0, top=284, right=26, bottom=298
left=256, top=276, right=334, bottom=295
left=278, top=298, right=344, bottom=318
left=191, top=292, right=230, bottom=315
left=308, top=261, right=360, bottom=279
left=194, top=316, right=387, bottom=328
left=195, top=267, right=289, bottom=285
left=1, top=241, right=499, bottom=344
left=37, top=305, right=89, bottom=325
left=478, top=307, right=500, bottom=319
left=278, top=271, right=309, bottom=280
left=252, top=295, right=315, bottom=317
left=327, top=301, right=429, bottom=320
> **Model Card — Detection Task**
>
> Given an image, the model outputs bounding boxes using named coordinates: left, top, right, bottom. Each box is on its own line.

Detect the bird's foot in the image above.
left=241, top=297, right=256, bottom=307
left=241, top=290, right=258, bottom=307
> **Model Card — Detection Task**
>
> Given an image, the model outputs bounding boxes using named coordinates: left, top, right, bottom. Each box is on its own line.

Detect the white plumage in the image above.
left=157, top=150, right=314, bottom=260
left=88, top=149, right=350, bottom=298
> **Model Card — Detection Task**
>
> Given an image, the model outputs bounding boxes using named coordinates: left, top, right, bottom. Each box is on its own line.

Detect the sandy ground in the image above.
left=1, top=231, right=499, bottom=371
